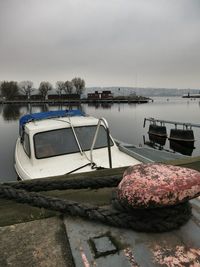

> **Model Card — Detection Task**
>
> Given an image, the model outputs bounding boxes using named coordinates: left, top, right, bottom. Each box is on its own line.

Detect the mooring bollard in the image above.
left=117, top=163, right=200, bottom=209
left=112, top=163, right=200, bottom=232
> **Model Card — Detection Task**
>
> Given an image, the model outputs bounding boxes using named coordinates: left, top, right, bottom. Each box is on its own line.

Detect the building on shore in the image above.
left=87, top=90, right=113, bottom=100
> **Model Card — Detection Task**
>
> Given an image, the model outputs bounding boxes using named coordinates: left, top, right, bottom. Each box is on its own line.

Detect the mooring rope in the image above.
left=0, top=174, right=192, bottom=233
left=3, top=175, right=122, bottom=192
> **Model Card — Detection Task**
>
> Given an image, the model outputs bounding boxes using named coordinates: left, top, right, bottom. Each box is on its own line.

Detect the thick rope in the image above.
left=3, top=175, right=122, bottom=192
left=0, top=184, right=192, bottom=232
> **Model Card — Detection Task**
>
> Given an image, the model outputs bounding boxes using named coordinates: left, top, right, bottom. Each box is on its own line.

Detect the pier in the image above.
left=0, top=98, right=150, bottom=105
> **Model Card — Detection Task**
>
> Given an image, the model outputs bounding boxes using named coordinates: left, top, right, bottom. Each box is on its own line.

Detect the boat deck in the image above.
left=119, top=144, right=188, bottom=163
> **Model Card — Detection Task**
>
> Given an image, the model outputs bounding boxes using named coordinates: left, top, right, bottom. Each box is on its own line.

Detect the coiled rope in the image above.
left=0, top=175, right=192, bottom=233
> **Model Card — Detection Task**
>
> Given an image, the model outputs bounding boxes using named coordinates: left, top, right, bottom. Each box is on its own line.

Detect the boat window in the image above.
left=34, top=128, right=78, bottom=159
left=23, top=133, right=31, bottom=157
left=34, top=125, right=113, bottom=159
left=74, top=125, right=114, bottom=150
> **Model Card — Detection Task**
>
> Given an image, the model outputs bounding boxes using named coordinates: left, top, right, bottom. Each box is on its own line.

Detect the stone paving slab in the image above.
left=64, top=211, right=200, bottom=267
left=0, top=216, right=74, bottom=267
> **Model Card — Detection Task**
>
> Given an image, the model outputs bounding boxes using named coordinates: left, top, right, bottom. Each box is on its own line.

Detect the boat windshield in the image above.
left=34, top=125, right=114, bottom=159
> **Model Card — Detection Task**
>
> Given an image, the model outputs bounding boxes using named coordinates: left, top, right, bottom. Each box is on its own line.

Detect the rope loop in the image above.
left=0, top=175, right=192, bottom=232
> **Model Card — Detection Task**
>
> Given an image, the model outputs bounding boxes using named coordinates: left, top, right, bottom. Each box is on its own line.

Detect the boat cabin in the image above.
left=15, top=110, right=140, bottom=180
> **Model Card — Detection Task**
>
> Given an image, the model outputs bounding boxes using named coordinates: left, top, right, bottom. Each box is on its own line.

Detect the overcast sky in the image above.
left=0, top=0, right=200, bottom=89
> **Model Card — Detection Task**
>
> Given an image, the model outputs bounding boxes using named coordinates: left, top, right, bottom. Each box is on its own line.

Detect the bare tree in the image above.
left=38, top=81, right=52, bottom=100
left=64, top=81, right=74, bottom=94
left=71, top=77, right=85, bottom=95
left=0, top=81, right=19, bottom=100
left=18, top=81, right=34, bottom=99
left=56, top=81, right=65, bottom=96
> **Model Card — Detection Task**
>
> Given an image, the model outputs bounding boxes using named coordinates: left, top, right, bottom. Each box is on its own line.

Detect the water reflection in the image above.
left=0, top=104, right=3, bottom=114
left=40, top=103, right=49, bottom=112
left=30, top=103, right=83, bottom=114
left=169, top=140, right=195, bottom=156
left=87, top=103, right=100, bottom=109
left=143, top=134, right=167, bottom=150
left=1, top=103, right=85, bottom=122
left=149, top=134, right=167, bottom=147
left=2, top=104, right=22, bottom=121
left=87, top=103, right=112, bottom=109
left=101, top=103, right=112, bottom=109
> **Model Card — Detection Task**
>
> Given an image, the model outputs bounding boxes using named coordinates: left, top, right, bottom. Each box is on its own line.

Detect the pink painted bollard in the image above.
left=117, top=163, right=200, bottom=209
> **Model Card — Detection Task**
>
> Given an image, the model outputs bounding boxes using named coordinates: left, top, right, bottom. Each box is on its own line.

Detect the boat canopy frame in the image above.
left=90, top=118, right=112, bottom=168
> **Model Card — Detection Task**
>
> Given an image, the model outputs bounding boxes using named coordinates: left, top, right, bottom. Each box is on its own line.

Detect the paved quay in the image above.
left=0, top=217, right=74, bottom=267
left=0, top=158, right=200, bottom=266
left=1, top=207, right=200, bottom=267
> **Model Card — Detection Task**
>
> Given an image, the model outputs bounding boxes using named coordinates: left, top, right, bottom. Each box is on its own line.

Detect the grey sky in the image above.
left=0, top=0, right=200, bottom=88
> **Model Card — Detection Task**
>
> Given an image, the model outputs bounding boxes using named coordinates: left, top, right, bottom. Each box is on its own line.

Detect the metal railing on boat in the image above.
left=90, top=117, right=112, bottom=168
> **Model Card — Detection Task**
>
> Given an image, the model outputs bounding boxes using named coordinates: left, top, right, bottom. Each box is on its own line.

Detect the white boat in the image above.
left=15, top=110, right=141, bottom=180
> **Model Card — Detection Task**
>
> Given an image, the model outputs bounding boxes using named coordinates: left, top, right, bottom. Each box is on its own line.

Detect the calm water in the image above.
left=0, top=97, right=200, bottom=182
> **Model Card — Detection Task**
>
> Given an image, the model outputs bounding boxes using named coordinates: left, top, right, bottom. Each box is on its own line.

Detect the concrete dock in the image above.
left=0, top=158, right=200, bottom=266
left=0, top=217, right=74, bottom=267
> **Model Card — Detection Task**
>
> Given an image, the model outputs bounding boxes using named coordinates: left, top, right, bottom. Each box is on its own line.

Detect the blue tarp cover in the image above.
left=19, top=110, right=85, bottom=131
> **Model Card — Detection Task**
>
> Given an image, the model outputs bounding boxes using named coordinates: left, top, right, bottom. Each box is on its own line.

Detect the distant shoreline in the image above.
left=0, top=98, right=150, bottom=104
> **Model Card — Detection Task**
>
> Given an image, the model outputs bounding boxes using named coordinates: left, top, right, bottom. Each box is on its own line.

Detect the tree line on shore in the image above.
left=0, top=78, right=85, bottom=100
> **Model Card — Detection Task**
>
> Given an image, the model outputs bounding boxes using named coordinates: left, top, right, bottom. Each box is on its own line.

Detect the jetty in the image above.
left=0, top=156, right=200, bottom=266
left=0, top=98, right=150, bottom=105
left=182, top=93, right=200, bottom=98
left=0, top=91, right=151, bottom=105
